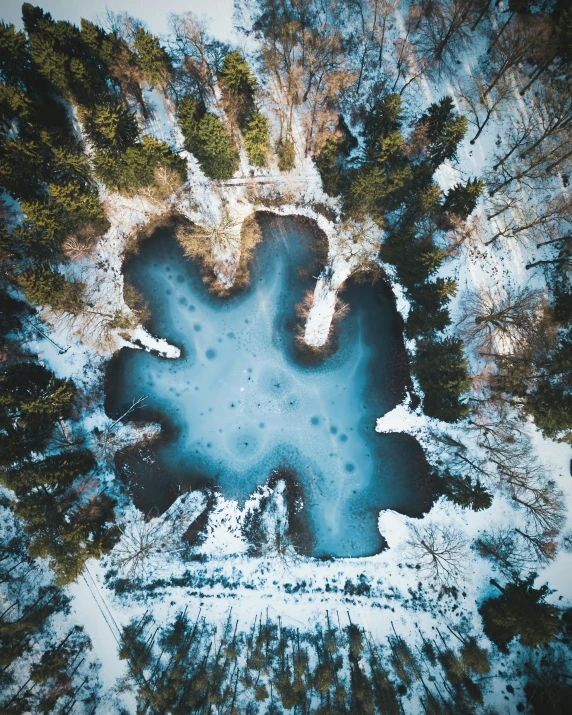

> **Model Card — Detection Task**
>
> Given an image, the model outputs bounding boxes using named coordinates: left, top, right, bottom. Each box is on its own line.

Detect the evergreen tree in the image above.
left=316, top=135, right=346, bottom=196
left=406, top=278, right=457, bottom=337
left=2, top=450, right=95, bottom=495
left=442, top=178, right=485, bottom=220
left=243, top=111, right=271, bottom=167
left=315, top=119, right=357, bottom=197
left=22, top=4, right=110, bottom=106
left=17, top=484, right=118, bottom=585
left=177, top=94, right=239, bottom=180
left=81, top=102, right=138, bottom=156
left=0, top=511, right=70, bottom=685
left=121, top=137, right=186, bottom=190
left=196, top=113, right=240, bottom=180
left=0, top=82, right=31, bottom=128
left=418, top=96, right=468, bottom=167
left=479, top=575, right=562, bottom=651
left=30, top=625, right=90, bottom=709
left=525, top=381, right=572, bottom=442
left=441, top=471, right=493, bottom=511
left=0, top=290, right=26, bottom=347
left=0, top=22, right=30, bottom=86
left=0, top=137, right=45, bottom=200
left=133, top=27, right=171, bottom=87
left=17, top=267, right=84, bottom=313
left=177, top=94, right=204, bottom=146
left=220, top=51, right=257, bottom=97
left=413, top=337, right=471, bottom=422
left=3, top=450, right=118, bottom=585
left=363, top=93, right=404, bottom=148
left=94, top=136, right=186, bottom=194
left=0, top=362, right=76, bottom=466
left=554, top=8, right=572, bottom=65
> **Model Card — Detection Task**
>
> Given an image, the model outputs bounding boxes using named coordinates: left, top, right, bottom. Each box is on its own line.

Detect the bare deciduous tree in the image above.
left=507, top=473, right=566, bottom=535
left=474, top=526, right=538, bottom=577
left=346, top=0, right=401, bottom=93
left=413, top=0, right=478, bottom=72
left=167, top=12, right=227, bottom=105
left=248, top=0, right=355, bottom=154
left=113, top=498, right=198, bottom=578
left=337, top=218, right=383, bottom=275
left=406, top=522, right=469, bottom=585
left=93, top=395, right=148, bottom=460
left=456, top=71, right=512, bottom=145
left=458, top=285, right=547, bottom=356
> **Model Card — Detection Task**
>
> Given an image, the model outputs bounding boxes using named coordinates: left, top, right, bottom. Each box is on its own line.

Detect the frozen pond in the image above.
left=105, top=215, right=432, bottom=557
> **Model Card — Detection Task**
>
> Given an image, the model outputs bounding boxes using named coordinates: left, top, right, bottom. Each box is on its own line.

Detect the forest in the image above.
left=0, top=0, right=571, bottom=712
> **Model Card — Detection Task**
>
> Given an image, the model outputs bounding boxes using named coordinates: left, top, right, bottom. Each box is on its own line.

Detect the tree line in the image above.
left=118, top=594, right=572, bottom=715
left=0, top=504, right=101, bottom=714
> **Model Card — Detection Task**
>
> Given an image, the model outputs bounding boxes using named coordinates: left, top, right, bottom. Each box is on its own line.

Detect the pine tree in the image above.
left=177, top=94, right=202, bottom=143
left=418, top=96, right=468, bottom=167
left=177, top=95, right=239, bottom=180
left=316, top=137, right=341, bottom=197
left=94, top=136, right=186, bottom=194
left=0, top=83, right=31, bottom=128
left=197, top=114, right=240, bottom=180
left=0, top=22, right=30, bottom=86
left=406, top=278, right=457, bottom=338
left=220, top=51, right=257, bottom=97
left=479, top=575, right=562, bottom=651
left=0, top=137, right=45, bottom=200
left=2, top=451, right=95, bottom=495
left=121, top=137, right=186, bottom=191
left=363, top=93, right=404, bottom=147
left=554, top=8, right=572, bottom=65
left=22, top=4, right=110, bottom=106
left=0, top=511, right=71, bottom=689
left=0, top=290, right=26, bottom=347
left=441, top=472, right=493, bottom=511
left=413, top=337, right=471, bottom=422
left=442, top=178, right=485, bottom=219
left=0, top=362, right=76, bottom=466
left=9, top=449, right=118, bottom=585
left=525, top=382, right=572, bottom=442
left=81, top=103, right=138, bottom=156
left=17, top=267, right=84, bottom=313
left=243, top=112, right=271, bottom=168
left=133, top=28, right=171, bottom=87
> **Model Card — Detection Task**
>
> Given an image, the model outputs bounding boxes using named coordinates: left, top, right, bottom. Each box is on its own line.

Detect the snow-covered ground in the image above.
left=11, top=12, right=572, bottom=713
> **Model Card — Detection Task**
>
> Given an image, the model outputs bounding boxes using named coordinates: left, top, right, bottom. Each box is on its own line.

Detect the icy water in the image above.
left=105, top=215, right=431, bottom=557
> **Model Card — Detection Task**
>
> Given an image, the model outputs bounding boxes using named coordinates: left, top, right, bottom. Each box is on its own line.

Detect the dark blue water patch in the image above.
left=105, top=214, right=433, bottom=558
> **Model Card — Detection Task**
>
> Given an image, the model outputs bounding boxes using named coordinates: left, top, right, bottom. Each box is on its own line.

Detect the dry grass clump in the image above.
left=230, top=214, right=263, bottom=290
left=123, top=280, right=150, bottom=326
left=175, top=210, right=263, bottom=296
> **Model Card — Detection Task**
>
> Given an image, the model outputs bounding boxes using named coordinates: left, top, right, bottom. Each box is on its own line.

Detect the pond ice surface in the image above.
left=106, top=216, right=430, bottom=557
